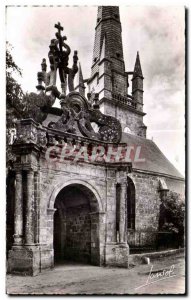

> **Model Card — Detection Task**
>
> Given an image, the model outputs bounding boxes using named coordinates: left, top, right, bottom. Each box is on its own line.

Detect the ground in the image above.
left=6, top=252, right=185, bottom=295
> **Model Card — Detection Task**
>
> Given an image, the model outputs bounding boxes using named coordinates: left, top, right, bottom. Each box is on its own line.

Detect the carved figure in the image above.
left=45, top=22, right=78, bottom=98
left=51, top=92, right=122, bottom=143
left=17, top=23, right=122, bottom=143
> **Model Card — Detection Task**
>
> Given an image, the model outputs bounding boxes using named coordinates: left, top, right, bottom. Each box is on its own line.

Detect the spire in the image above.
left=88, top=6, right=146, bottom=138
left=75, top=62, right=85, bottom=96
left=97, top=6, right=120, bottom=21
left=91, top=6, right=125, bottom=77
left=78, top=63, right=85, bottom=87
left=133, top=52, right=143, bottom=79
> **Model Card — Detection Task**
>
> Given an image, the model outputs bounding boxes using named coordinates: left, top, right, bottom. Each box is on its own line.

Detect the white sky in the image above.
left=6, top=5, right=185, bottom=175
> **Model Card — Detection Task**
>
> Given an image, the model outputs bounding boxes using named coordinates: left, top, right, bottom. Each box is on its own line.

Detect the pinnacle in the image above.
left=100, top=34, right=110, bottom=61
left=78, top=62, right=85, bottom=87
left=133, top=51, right=143, bottom=78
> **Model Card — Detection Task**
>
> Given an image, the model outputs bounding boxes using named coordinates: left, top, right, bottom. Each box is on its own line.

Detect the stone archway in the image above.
left=50, top=181, right=104, bottom=266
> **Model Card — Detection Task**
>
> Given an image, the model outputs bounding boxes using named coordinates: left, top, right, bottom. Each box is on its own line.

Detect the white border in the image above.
left=1, top=0, right=190, bottom=299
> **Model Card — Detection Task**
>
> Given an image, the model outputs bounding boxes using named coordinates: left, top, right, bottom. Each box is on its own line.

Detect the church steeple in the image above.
left=88, top=6, right=147, bottom=138
left=75, top=62, right=85, bottom=96
left=91, top=6, right=125, bottom=76
left=88, top=6, right=127, bottom=100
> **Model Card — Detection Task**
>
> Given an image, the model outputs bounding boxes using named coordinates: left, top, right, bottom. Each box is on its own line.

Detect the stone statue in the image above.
left=16, top=22, right=122, bottom=143
left=45, top=22, right=78, bottom=100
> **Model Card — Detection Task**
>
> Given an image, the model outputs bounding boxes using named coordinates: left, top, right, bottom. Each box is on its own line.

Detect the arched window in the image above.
left=127, top=177, right=135, bottom=230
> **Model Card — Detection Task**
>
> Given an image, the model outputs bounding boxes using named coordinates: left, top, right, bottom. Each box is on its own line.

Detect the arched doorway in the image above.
left=53, top=183, right=101, bottom=265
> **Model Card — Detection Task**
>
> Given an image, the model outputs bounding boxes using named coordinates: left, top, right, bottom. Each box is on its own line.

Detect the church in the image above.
left=7, top=6, right=184, bottom=275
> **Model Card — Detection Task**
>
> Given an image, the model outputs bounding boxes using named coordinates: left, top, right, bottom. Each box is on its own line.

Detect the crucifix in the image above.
left=54, top=22, right=64, bottom=36
left=37, top=22, right=78, bottom=102
left=54, top=21, right=71, bottom=98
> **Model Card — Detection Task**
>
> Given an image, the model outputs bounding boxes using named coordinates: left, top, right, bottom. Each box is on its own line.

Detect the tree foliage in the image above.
left=159, top=191, right=185, bottom=247
left=6, top=42, right=26, bottom=168
left=6, top=42, right=25, bottom=127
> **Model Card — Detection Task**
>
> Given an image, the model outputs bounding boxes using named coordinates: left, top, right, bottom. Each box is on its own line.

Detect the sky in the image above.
left=6, top=6, right=185, bottom=175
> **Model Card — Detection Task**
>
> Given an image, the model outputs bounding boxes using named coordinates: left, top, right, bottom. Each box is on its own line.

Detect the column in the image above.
left=90, top=211, right=106, bottom=266
left=13, top=170, right=23, bottom=245
left=34, top=171, right=39, bottom=244
left=25, top=170, right=34, bottom=245
left=119, top=183, right=127, bottom=243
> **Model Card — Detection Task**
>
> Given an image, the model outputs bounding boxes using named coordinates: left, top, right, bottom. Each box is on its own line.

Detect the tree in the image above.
left=6, top=42, right=26, bottom=169
left=6, top=42, right=25, bottom=128
left=159, top=191, right=185, bottom=247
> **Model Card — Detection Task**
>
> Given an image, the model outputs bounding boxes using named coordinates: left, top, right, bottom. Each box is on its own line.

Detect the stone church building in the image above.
left=7, top=6, right=184, bottom=275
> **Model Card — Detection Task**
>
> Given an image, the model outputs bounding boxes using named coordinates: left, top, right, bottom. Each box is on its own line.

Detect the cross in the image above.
left=55, top=22, right=63, bottom=35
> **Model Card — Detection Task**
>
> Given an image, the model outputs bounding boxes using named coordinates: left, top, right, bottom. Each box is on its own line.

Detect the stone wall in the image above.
left=100, top=101, right=145, bottom=137
left=126, top=171, right=185, bottom=249
left=116, top=106, right=144, bottom=136
left=165, top=177, right=185, bottom=196
left=130, top=172, right=161, bottom=231
left=64, top=204, right=91, bottom=263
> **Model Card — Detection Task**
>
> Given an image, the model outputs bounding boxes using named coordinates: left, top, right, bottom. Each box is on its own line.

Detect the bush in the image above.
left=159, top=191, right=185, bottom=247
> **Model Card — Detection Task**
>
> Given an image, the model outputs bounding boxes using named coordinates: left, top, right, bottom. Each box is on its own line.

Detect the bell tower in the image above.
left=88, top=6, right=147, bottom=138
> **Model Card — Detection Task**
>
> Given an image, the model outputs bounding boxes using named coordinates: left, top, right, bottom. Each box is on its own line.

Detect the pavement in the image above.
left=6, top=252, right=185, bottom=295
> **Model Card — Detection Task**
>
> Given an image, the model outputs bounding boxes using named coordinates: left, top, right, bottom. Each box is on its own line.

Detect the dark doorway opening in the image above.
left=53, top=183, right=100, bottom=265
left=127, top=177, right=135, bottom=230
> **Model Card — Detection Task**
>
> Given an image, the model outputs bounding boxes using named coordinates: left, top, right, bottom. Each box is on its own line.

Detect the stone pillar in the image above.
left=34, top=171, right=40, bottom=244
left=13, top=171, right=23, bottom=245
left=119, top=183, right=127, bottom=243
left=90, top=211, right=106, bottom=266
left=25, top=170, right=34, bottom=245
left=8, top=169, right=41, bottom=275
left=104, top=169, right=129, bottom=268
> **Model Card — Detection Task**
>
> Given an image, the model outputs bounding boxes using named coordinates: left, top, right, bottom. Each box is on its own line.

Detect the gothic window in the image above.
left=127, top=177, right=135, bottom=230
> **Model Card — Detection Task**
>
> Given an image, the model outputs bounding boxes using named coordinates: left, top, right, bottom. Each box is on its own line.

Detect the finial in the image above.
left=55, top=22, right=64, bottom=36
left=133, top=51, right=143, bottom=79
left=36, top=71, right=45, bottom=92
left=41, top=58, right=47, bottom=72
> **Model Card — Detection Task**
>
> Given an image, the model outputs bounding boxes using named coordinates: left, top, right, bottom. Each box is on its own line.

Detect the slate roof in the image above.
left=121, top=132, right=184, bottom=179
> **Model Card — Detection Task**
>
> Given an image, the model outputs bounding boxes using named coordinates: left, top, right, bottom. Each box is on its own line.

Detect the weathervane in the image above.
left=36, top=21, right=78, bottom=103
